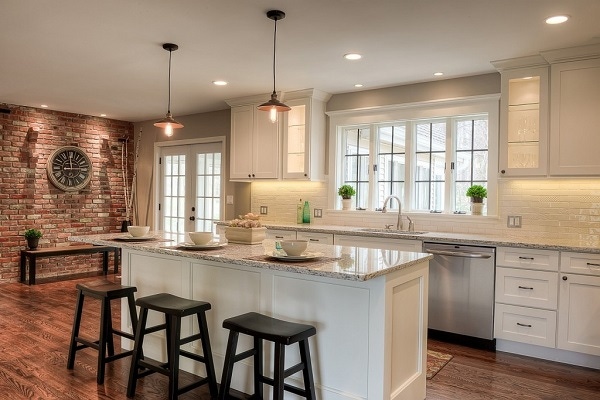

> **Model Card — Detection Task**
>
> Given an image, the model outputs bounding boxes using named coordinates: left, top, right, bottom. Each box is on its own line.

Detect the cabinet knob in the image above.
left=252, top=174, right=255, bottom=178
left=501, top=170, right=506, bottom=174
left=562, top=276, right=568, bottom=281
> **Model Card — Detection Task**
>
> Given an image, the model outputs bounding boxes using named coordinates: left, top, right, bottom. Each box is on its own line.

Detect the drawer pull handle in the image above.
left=518, top=286, right=534, bottom=290
left=516, top=322, right=532, bottom=328
left=275, top=236, right=284, bottom=239
left=586, top=262, right=600, bottom=267
left=309, top=239, right=319, bottom=242
left=518, top=256, right=535, bottom=260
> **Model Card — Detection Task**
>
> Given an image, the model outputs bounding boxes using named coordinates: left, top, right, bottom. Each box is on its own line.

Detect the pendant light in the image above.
left=257, top=10, right=290, bottom=123
left=154, top=43, right=183, bottom=137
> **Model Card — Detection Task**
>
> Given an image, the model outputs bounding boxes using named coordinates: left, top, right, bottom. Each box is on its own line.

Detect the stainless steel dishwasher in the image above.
left=423, top=242, right=496, bottom=347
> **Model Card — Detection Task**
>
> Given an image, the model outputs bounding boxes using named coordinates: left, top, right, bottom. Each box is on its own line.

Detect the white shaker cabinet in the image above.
left=492, top=56, right=549, bottom=177
left=282, top=89, right=330, bottom=180
left=228, top=102, right=279, bottom=180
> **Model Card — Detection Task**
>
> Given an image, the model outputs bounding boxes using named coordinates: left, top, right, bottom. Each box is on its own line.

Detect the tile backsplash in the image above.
left=250, top=178, right=600, bottom=246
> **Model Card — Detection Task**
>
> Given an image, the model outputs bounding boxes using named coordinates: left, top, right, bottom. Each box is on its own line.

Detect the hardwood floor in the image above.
left=0, top=274, right=598, bottom=399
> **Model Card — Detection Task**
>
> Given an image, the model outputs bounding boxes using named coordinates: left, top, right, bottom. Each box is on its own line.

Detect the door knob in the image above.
left=189, top=216, right=195, bottom=221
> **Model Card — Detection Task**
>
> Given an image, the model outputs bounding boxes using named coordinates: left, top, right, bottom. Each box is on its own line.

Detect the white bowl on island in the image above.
left=188, top=231, right=213, bottom=245
left=127, top=226, right=150, bottom=237
left=280, top=240, right=308, bottom=256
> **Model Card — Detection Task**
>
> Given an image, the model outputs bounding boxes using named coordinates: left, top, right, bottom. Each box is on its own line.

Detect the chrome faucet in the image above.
left=382, top=195, right=403, bottom=230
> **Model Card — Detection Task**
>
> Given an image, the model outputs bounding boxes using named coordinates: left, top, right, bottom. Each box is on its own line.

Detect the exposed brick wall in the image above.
left=0, top=103, right=134, bottom=282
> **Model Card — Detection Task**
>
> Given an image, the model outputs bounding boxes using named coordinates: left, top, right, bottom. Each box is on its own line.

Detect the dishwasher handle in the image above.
left=424, top=248, right=492, bottom=259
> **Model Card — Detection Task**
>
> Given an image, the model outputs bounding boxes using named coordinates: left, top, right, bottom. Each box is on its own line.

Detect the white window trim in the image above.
left=327, top=94, right=500, bottom=216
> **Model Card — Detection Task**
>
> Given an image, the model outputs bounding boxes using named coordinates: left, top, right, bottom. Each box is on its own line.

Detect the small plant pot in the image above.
left=341, top=198, right=353, bottom=210
left=27, top=237, right=40, bottom=250
left=470, top=202, right=484, bottom=215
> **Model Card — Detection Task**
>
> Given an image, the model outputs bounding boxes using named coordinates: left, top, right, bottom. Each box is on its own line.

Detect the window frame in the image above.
left=327, top=95, right=499, bottom=216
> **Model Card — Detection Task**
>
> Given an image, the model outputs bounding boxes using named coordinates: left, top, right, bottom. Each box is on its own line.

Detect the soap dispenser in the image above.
left=296, top=199, right=303, bottom=224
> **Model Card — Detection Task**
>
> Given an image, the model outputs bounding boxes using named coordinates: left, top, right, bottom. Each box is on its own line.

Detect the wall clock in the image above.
left=46, top=146, right=93, bottom=191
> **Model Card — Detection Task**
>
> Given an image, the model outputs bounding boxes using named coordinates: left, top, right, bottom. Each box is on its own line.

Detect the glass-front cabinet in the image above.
left=494, top=57, right=549, bottom=176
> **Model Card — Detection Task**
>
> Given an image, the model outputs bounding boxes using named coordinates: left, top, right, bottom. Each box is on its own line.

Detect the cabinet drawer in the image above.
left=266, top=229, right=297, bottom=240
left=495, top=267, right=558, bottom=309
left=496, top=247, right=559, bottom=271
left=296, top=231, right=334, bottom=245
left=494, top=303, right=556, bottom=348
left=560, top=252, right=600, bottom=277
left=334, top=234, right=422, bottom=252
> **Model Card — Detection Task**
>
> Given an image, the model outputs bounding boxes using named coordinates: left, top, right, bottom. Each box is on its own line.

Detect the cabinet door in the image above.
left=283, top=99, right=309, bottom=179
left=549, top=58, right=600, bottom=175
left=230, top=105, right=254, bottom=180
left=253, top=107, right=279, bottom=179
left=334, top=234, right=422, bottom=252
left=557, top=273, right=600, bottom=356
left=498, top=66, right=549, bottom=176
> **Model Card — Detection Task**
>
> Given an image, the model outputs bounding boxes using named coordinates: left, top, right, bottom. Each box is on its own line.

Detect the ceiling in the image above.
left=1, top=1, right=599, bottom=122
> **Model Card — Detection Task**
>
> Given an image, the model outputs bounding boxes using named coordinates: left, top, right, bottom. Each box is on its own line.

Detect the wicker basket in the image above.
left=225, top=227, right=266, bottom=244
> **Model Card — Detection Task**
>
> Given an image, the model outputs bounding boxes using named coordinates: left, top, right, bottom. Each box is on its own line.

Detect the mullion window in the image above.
left=455, top=118, right=488, bottom=212
left=377, top=124, right=406, bottom=209
left=343, top=127, right=370, bottom=209
left=414, top=122, right=446, bottom=211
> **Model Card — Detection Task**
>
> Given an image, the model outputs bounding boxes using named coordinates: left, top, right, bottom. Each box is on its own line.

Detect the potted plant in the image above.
left=24, top=228, right=42, bottom=250
left=466, top=185, right=487, bottom=215
left=338, top=184, right=356, bottom=210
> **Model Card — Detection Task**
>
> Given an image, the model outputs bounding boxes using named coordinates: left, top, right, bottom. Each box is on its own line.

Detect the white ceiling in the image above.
left=1, top=1, right=599, bottom=122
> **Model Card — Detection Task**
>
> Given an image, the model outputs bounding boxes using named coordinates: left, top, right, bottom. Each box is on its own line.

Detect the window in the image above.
left=331, top=97, right=497, bottom=215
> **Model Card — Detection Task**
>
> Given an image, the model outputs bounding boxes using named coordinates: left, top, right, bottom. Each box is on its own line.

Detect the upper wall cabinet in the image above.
left=543, top=45, right=600, bottom=175
left=226, top=95, right=280, bottom=181
left=282, top=89, right=331, bottom=180
left=492, top=56, right=549, bottom=177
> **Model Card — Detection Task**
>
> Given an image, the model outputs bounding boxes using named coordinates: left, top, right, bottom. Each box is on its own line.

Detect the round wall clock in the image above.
left=46, top=146, right=93, bottom=191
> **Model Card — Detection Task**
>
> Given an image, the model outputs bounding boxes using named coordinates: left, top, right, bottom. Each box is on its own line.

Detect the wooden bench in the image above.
left=20, top=245, right=119, bottom=285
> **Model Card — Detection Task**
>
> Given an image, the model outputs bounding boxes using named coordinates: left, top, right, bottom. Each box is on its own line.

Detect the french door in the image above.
left=158, top=141, right=223, bottom=239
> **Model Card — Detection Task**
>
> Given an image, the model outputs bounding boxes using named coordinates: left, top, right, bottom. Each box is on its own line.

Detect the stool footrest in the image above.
left=233, top=348, right=256, bottom=363
left=143, top=323, right=167, bottom=335
left=105, top=350, right=134, bottom=363
left=112, top=329, right=135, bottom=341
left=180, top=349, right=207, bottom=364
left=178, top=376, right=212, bottom=396
left=75, top=338, right=100, bottom=351
left=179, top=332, right=202, bottom=346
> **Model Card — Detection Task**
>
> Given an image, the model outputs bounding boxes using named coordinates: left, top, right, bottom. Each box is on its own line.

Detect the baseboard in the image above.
left=496, top=339, right=600, bottom=370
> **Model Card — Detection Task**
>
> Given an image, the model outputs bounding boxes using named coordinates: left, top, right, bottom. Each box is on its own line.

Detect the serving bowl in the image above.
left=188, top=231, right=214, bottom=245
left=280, top=240, right=308, bottom=256
left=127, top=226, right=150, bottom=237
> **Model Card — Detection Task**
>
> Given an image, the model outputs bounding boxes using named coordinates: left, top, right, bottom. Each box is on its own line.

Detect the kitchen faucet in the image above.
left=382, top=195, right=403, bottom=230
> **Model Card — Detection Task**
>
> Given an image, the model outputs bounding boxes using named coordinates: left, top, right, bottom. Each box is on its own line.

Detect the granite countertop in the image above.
left=69, top=233, right=432, bottom=282
left=255, top=223, right=600, bottom=254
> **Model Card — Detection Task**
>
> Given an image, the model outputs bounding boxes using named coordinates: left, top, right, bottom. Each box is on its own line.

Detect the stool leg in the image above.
left=167, top=315, right=181, bottom=400
left=197, top=312, right=218, bottom=397
left=218, top=331, right=239, bottom=400
left=299, top=339, right=317, bottom=400
left=126, top=293, right=138, bottom=336
left=127, top=307, right=148, bottom=398
left=105, top=299, right=115, bottom=357
left=97, top=297, right=111, bottom=384
left=253, top=337, right=263, bottom=399
left=67, top=290, right=85, bottom=369
left=273, top=343, right=285, bottom=400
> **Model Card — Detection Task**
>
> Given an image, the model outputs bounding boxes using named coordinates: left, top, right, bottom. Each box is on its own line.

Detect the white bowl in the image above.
left=281, top=240, right=308, bottom=257
left=127, top=226, right=150, bottom=237
left=188, top=231, right=213, bottom=245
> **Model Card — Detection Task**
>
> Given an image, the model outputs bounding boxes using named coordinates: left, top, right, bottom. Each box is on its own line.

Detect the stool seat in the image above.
left=219, top=312, right=317, bottom=400
left=135, top=293, right=211, bottom=317
left=223, top=312, right=316, bottom=345
left=127, top=293, right=217, bottom=399
left=67, top=279, right=138, bottom=385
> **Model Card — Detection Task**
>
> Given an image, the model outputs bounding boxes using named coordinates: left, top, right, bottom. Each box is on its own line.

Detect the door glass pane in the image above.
left=195, top=151, right=221, bottom=234
left=162, top=154, right=186, bottom=235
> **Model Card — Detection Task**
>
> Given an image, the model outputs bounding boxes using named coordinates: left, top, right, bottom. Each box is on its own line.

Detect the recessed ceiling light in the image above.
left=433, top=72, right=444, bottom=76
left=213, top=80, right=228, bottom=86
left=354, top=84, right=363, bottom=88
left=344, top=53, right=362, bottom=60
left=100, top=114, right=107, bottom=117
left=545, top=15, right=569, bottom=24
left=40, top=104, right=48, bottom=108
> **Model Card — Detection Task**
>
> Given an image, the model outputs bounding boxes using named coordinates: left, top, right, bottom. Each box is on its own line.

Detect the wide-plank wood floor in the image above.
left=0, top=274, right=598, bottom=399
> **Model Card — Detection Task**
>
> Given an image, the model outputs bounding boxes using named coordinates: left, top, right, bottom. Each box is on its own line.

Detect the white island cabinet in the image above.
left=70, top=233, right=432, bottom=400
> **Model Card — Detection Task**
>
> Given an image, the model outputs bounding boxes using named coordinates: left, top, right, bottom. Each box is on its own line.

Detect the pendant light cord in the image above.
left=272, top=18, right=278, bottom=95
left=167, top=49, right=172, bottom=113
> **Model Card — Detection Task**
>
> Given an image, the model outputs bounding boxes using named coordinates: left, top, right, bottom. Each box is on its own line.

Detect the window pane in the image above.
left=473, top=119, right=489, bottom=149
left=431, top=123, right=446, bottom=151
left=414, top=182, right=430, bottom=210
left=473, top=151, right=488, bottom=181
left=456, top=121, right=473, bottom=150
left=342, top=127, right=370, bottom=208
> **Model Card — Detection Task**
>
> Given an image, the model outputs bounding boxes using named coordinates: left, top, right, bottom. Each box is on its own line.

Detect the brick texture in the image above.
left=0, top=103, right=134, bottom=282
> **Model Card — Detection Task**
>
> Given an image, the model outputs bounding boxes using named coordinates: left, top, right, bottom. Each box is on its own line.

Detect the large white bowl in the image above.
left=188, top=231, right=213, bottom=245
left=127, top=225, right=150, bottom=237
left=281, top=240, right=308, bottom=256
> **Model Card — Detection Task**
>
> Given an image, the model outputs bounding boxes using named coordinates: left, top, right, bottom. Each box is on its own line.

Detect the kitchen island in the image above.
left=70, top=232, right=432, bottom=400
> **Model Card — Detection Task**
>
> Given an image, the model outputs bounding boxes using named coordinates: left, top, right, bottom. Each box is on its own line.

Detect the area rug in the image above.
left=426, top=350, right=453, bottom=379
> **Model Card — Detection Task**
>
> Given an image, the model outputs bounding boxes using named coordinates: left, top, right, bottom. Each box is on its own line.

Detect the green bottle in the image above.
left=302, top=201, right=310, bottom=224
left=296, top=199, right=303, bottom=224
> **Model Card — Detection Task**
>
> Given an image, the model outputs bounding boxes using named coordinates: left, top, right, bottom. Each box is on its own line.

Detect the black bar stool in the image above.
left=219, top=312, right=317, bottom=400
left=126, top=293, right=218, bottom=399
left=67, top=279, right=138, bottom=385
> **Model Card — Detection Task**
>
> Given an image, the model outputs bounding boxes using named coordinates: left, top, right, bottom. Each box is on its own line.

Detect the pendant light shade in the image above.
left=154, top=43, right=183, bottom=136
left=258, top=10, right=290, bottom=123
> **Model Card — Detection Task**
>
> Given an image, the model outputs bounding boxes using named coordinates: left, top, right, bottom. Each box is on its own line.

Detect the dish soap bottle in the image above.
left=302, top=200, right=310, bottom=224
left=296, top=199, right=303, bottom=224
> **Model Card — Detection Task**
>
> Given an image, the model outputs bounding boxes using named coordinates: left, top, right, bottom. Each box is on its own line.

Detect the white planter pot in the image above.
left=470, top=202, right=484, bottom=215
left=225, top=227, right=266, bottom=244
left=341, top=198, right=353, bottom=210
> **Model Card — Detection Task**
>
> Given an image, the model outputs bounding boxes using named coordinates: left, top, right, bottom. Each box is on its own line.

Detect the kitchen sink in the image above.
left=357, top=228, right=428, bottom=235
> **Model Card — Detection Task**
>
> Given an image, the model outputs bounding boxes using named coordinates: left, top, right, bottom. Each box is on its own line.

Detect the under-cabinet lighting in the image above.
left=40, top=104, right=48, bottom=108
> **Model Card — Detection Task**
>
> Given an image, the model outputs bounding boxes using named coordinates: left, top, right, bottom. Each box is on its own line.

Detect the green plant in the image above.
left=466, top=185, right=487, bottom=200
left=24, top=228, right=43, bottom=239
left=338, top=184, right=356, bottom=199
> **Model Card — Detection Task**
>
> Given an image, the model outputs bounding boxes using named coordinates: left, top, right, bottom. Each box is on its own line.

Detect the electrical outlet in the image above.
left=314, top=208, right=323, bottom=218
left=507, top=215, right=522, bottom=228
left=226, top=195, right=234, bottom=205
left=260, top=206, right=268, bottom=215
